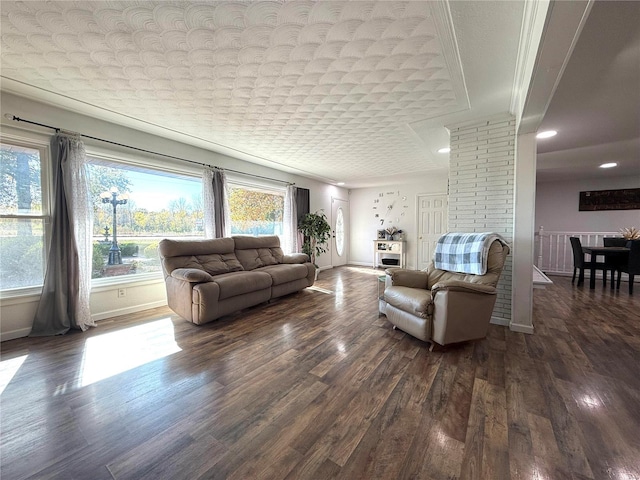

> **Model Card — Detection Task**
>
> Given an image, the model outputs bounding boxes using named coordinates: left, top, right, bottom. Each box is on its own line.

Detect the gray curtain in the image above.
left=295, top=187, right=310, bottom=253
left=283, top=185, right=298, bottom=253
left=31, top=134, right=94, bottom=336
left=296, top=187, right=310, bottom=221
left=203, top=167, right=229, bottom=238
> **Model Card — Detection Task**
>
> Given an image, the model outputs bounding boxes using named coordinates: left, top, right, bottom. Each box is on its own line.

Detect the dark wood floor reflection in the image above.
left=1, top=267, right=639, bottom=479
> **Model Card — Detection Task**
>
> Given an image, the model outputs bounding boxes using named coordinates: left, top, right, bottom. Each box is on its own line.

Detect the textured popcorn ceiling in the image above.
left=1, top=1, right=472, bottom=183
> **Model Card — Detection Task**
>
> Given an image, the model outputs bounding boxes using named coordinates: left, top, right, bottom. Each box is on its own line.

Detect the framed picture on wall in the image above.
left=579, top=188, right=640, bottom=211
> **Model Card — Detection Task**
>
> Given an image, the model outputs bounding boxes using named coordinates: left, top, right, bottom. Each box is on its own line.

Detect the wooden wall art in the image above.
left=579, top=188, right=640, bottom=211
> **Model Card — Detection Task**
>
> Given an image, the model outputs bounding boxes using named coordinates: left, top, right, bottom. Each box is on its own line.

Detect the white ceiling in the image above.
left=536, top=0, right=640, bottom=182
left=1, top=1, right=636, bottom=187
left=0, top=0, right=524, bottom=187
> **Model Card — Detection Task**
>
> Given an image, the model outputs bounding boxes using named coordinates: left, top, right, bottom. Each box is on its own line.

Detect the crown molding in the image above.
left=510, top=0, right=550, bottom=118
left=518, top=0, right=595, bottom=134
left=429, top=0, right=471, bottom=116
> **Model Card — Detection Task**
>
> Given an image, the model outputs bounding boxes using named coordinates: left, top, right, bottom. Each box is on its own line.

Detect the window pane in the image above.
left=0, top=143, right=42, bottom=215
left=88, top=162, right=203, bottom=280
left=336, top=207, right=344, bottom=256
left=228, top=184, right=284, bottom=236
left=0, top=218, right=44, bottom=289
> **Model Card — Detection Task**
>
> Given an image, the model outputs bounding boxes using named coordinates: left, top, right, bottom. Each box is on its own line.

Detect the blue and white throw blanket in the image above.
left=434, top=232, right=508, bottom=275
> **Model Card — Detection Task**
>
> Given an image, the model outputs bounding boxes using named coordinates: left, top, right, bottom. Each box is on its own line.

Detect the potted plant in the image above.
left=385, top=226, right=397, bottom=240
left=298, top=210, right=331, bottom=268
left=620, top=227, right=640, bottom=240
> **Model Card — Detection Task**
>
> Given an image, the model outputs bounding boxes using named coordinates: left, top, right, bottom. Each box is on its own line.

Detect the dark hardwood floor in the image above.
left=1, top=267, right=639, bottom=479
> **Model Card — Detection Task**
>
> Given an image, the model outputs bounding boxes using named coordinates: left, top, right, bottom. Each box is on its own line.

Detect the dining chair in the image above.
left=569, top=237, right=608, bottom=286
left=603, top=237, right=628, bottom=289
left=616, top=239, right=639, bottom=294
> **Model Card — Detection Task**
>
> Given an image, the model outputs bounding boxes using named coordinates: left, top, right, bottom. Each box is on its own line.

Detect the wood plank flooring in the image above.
left=1, top=267, right=639, bottom=479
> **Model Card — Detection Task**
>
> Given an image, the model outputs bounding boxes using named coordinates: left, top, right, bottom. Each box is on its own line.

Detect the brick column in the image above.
left=447, top=114, right=515, bottom=324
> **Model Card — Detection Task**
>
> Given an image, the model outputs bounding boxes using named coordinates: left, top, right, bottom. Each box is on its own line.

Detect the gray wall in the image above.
left=535, top=175, right=640, bottom=233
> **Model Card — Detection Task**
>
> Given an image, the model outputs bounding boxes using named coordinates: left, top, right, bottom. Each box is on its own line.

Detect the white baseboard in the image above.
left=490, top=316, right=534, bottom=334
left=509, top=322, right=535, bottom=334
left=0, top=327, right=32, bottom=342
left=92, top=300, right=168, bottom=322
left=490, top=316, right=510, bottom=327
left=348, top=261, right=373, bottom=267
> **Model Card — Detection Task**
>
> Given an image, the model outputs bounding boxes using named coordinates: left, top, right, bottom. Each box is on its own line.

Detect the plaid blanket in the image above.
left=434, top=232, right=508, bottom=275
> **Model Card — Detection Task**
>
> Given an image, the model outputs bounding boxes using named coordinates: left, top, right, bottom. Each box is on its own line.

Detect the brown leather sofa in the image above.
left=159, top=236, right=316, bottom=325
left=382, top=240, right=509, bottom=348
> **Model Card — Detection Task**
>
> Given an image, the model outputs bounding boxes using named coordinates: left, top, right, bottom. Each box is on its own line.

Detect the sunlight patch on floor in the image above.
left=0, top=354, right=28, bottom=395
left=78, top=318, right=181, bottom=387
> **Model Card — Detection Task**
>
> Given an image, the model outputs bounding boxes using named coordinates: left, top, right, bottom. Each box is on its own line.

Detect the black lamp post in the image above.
left=100, top=187, right=128, bottom=265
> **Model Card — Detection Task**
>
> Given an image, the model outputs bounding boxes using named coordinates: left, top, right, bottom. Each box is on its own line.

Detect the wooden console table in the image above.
left=373, top=240, right=406, bottom=269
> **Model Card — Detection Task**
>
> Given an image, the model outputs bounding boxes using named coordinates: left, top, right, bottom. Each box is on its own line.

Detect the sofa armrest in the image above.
left=170, top=268, right=214, bottom=283
left=282, top=253, right=310, bottom=264
left=430, top=285, right=499, bottom=346
left=385, top=268, right=429, bottom=289
left=431, top=280, right=496, bottom=295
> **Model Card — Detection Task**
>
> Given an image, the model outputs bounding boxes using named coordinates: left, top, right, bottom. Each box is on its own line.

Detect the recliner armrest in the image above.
left=385, top=268, right=429, bottom=289
left=282, top=253, right=310, bottom=264
left=170, top=268, right=214, bottom=283
left=431, top=280, right=496, bottom=295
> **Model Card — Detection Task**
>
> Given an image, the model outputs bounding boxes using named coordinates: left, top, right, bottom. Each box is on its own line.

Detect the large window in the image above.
left=1, top=141, right=287, bottom=290
left=0, top=141, right=48, bottom=291
left=87, top=159, right=203, bottom=280
left=228, top=181, right=284, bottom=238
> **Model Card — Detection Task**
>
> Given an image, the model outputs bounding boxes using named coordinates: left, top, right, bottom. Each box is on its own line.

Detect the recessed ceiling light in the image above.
left=437, top=147, right=450, bottom=153
left=336, top=182, right=345, bottom=186
left=599, top=163, right=617, bottom=169
left=536, top=130, right=557, bottom=139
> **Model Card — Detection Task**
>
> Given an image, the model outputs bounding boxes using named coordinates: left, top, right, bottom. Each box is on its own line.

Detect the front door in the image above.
left=417, top=194, right=448, bottom=270
left=331, top=197, right=349, bottom=267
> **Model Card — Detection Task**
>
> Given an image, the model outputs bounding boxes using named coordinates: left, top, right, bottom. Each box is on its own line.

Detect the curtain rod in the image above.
left=8, top=115, right=294, bottom=186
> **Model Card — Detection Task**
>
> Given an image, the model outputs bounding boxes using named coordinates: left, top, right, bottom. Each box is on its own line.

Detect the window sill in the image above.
left=1, top=273, right=165, bottom=305
left=0, top=287, right=43, bottom=305
left=91, top=272, right=164, bottom=292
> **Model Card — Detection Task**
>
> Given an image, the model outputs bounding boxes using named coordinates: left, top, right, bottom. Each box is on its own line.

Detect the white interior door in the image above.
left=331, top=198, right=349, bottom=267
left=417, top=194, right=448, bottom=270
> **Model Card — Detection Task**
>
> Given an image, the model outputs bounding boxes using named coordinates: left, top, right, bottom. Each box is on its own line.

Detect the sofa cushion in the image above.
left=163, top=255, right=206, bottom=274
left=197, top=253, right=244, bottom=276
left=160, top=238, right=240, bottom=275
left=258, top=264, right=309, bottom=285
left=233, top=235, right=280, bottom=250
left=235, top=248, right=282, bottom=270
left=233, top=235, right=285, bottom=270
left=160, top=237, right=235, bottom=257
left=212, top=271, right=272, bottom=300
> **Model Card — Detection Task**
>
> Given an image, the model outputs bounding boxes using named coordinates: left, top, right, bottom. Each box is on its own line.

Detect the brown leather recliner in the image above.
left=382, top=240, right=510, bottom=349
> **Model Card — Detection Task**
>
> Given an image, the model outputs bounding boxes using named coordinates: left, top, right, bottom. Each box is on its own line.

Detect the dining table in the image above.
left=581, top=245, right=630, bottom=289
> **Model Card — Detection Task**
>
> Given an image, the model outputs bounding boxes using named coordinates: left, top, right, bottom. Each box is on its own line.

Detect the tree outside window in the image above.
left=0, top=142, right=46, bottom=290
left=228, top=184, right=284, bottom=237
left=87, top=161, right=203, bottom=279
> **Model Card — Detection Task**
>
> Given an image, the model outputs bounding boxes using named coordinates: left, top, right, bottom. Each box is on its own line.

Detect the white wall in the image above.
left=535, top=175, right=640, bottom=232
left=0, top=92, right=346, bottom=341
left=348, top=174, right=448, bottom=270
